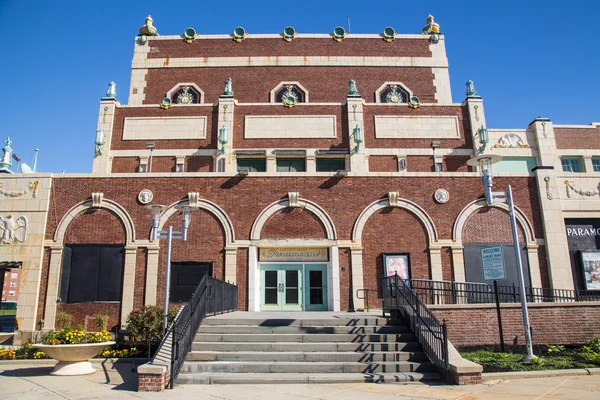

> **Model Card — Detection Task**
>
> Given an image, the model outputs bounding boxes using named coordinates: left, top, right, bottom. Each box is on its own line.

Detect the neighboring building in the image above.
left=0, top=15, right=599, bottom=341
left=1, top=269, right=21, bottom=302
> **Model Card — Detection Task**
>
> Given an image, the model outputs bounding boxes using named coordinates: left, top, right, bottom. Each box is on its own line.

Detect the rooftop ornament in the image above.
left=221, top=78, right=234, bottom=98
left=382, top=27, right=395, bottom=42
left=0, top=138, right=13, bottom=173
left=139, top=15, right=159, bottom=36
left=347, top=79, right=360, bottom=97
left=466, top=80, right=480, bottom=98
left=232, top=27, right=247, bottom=42
left=421, top=14, right=440, bottom=44
left=282, top=26, right=297, bottom=42
left=182, top=27, right=197, bottom=43
left=332, top=26, right=346, bottom=42
left=103, top=82, right=117, bottom=100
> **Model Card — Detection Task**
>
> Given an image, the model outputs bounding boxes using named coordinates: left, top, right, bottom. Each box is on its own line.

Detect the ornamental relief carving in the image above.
left=0, top=215, right=27, bottom=245
left=492, top=133, right=530, bottom=149
left=0, top=181, right=39, bottom=199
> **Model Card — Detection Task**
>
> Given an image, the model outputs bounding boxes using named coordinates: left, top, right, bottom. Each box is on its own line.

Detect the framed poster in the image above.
left=383, top=253, right=411, bottom=280
left=581, top=251, right=600, bottom=290
left=480, top=245, right=507, bottom=281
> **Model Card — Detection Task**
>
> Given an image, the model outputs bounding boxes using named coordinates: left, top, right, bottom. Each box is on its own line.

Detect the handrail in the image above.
left=156, top=275, right=237, bottom=389
left=355, top=288, right=379, bottom=312
left=382, top=275, right=449, bottom=377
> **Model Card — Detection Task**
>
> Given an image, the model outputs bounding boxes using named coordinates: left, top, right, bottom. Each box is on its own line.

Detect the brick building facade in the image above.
left=1, top=16, right=599, bottom=342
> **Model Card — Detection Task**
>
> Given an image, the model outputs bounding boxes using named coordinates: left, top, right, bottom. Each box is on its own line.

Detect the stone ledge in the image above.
left=446, top=341, right=483, bottom=385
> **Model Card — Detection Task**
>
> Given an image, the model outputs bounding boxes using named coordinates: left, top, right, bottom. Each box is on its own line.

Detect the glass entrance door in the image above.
left=260, top=264, right=302, bottom=311
left=304, top=264, right=328, bottom=311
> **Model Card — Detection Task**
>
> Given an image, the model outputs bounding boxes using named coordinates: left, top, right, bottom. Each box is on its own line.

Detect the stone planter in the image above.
left=32, top=342, right=115, bottom=376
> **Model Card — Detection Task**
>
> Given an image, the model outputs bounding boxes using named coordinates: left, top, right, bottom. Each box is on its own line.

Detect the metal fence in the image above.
left=410, top=279, right=600, bottom=305
left=169, top=275, right=237, bottom=388
left=382, top=275, right=449, bottom=378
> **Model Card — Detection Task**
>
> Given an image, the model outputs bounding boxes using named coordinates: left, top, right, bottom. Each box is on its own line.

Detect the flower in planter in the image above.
left=41, top=328, right=113, bottom=345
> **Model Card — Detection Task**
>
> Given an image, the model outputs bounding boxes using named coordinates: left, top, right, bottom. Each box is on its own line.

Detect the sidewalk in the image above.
left=1, top=360, right=599, bottom=399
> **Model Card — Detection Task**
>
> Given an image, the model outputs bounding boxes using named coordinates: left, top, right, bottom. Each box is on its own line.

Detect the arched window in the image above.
left=270, top=82, right=309, bottom=107
left=165, top=83, right=205, bottom=104
left=375, top=82, right=414, bottom=104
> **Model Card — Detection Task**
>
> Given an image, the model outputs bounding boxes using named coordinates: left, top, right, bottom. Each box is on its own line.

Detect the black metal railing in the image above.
left=382, top=275, right=449, bottom=377
left=410, top=279, right=600, bottom=305
left=356, top=288, right=379, bottom=312
left=169, top=275, right=237, bottom=388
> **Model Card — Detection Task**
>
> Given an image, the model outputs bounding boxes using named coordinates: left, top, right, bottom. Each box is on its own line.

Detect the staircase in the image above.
left=175, top=313, right=443, bottom=384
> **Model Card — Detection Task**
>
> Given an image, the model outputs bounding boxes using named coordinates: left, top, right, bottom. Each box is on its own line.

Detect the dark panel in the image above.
left=170, top=262, right=212, bottom=303
left=59, top=246, right=72, bottom=302
left=68, top=246, right=99, bottom=303
left=464, top=243, right=531, bottom=288
left=565, top=219, right=600, bottom=290
left=97, top=247, right=124, bottom=301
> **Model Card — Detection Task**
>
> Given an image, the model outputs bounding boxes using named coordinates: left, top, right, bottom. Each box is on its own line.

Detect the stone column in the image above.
left=526, top=244, right=542, bottom=289
left=43, top=246, right=64, bottom=331
left=92, top=99, right=119, bottom=174
left=145, top=247, right=160, bottom=306
left=330, top=245, right=340, bottom=311
left=350, top=248, right=365, bottom=311
left=224, top=247, right=237, bottom=284
left=248, top=246, right=259, bottom=311
left=121, top=246, right=137, bottom=327
left=216, top=98, right=236, bottom=173
left=347, top=98, right=368, bottom=174
left=429, top=245, right=443, bottom=281
left=451, top=246, right=466, bottom=282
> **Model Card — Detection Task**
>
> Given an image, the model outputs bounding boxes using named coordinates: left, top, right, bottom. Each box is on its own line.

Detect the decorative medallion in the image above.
left=176, top=87, right=194, bottom=104
left=384, top=85, right=407, bottom=104
left=138, top=189, right=154, bottom=204
left=408, top=96, right=421, bottom=109
left=0, top=215, right=27, bottom=245
left=565, top=181, right=600, bottom=198
left=493, top=133, right=530, bottom=149
left=160, top=97, right=172, bottom=110
left=434, top=189, right=449, bottom=204
left=281, top=85, right=299, bottom=108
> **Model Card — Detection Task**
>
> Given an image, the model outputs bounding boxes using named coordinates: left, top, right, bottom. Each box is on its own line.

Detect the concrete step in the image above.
left=202, top=318, right=404, bottom=327
left=197, top=325, right=410, bottom=334
left=179, top=361, right=437, bottom=374
left=192, top=341, right=422, bottom=352
left=176, top=371, right=443, bottom=385
left=194, top=333, right=416, bottom=343
left=186, top=350, right=428, bottom=362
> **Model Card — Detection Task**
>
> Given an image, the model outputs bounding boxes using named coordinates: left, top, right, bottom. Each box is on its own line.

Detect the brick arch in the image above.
left=251, top=198, right=337, bottom=240
left=261, top=207, right=328, bottom=239
left=463, top=207, right=525, bottom=243
left=452, top=199, right=535, bottom=244
left=64, top=209, right=125, bottom=244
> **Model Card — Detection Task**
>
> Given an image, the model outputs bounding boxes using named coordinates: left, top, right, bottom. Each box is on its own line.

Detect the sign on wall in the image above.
left=481, top=245, right=507, bottom=281
left=581, top=252, right=600, bottom=290
left=259, top=248, right=328, bottom=262
left=383, top=253, right=411, bottom=280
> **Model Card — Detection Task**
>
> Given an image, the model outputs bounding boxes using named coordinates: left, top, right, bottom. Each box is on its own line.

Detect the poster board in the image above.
left=581, top=251, right=600, bottom=290
left=481, top=245, right=507, bottom=281
left=383, top=253, right=411, bottom=280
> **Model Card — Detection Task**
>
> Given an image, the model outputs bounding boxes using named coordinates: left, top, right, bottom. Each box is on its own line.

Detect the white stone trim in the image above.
left=156, top=198, right=235, bottom=247
left=165, top=83, right=205, bottom=104
left=133, top=56, right=448, bottom=70
left=53, top=199, right=136, bottom=245
left=374, top=82, right=414, bottom=103
left=352, top=197, right=438, bottom=243
left=269, top=82, right=309, bottom=103
left=452, top=198, right=536, bottom=244
left=251, top=197, right=337, bottom=240
left=147, top=33, right=434, bottom=41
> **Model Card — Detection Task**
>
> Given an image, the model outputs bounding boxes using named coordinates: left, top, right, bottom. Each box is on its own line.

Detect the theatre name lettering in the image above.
left=567, top=228, right=600, bottom=237
left=260, top=248, right=328, bottom=262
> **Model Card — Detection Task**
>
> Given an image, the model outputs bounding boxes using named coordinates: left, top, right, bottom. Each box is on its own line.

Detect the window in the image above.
left=276, top=158, right=305, bottom=172
left=270, top=82, right=308, bottom=106
left=11, top=273, right=17, bottom=279
left=8, top=290, right=15, bottom=297
left=561, top=157, right=584, bottom=173
left=435, top=162, right=444, bottom=172
left=316, top=158, right=345, bottom=172
left=494, top=157, right=537, bottom=173
left=60, top=245, right=124, bottom=303
left=9, top=282, right=16, bottom=287
left=237, top=158, right=266, bottom=172
left=171, top=86, right=201, bottom=105
left=592, top=158, right=600, bottom=172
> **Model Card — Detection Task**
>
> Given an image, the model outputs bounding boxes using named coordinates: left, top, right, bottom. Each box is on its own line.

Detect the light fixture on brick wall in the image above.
left=146, top=142, right=155, bottom=173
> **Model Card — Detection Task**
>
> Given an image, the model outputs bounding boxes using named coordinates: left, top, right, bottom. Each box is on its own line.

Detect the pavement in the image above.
left=1, top=359, right=600, bottom=399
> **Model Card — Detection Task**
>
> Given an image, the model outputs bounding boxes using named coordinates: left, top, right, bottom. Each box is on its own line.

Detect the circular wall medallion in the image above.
left=138, top=189, right=154, bottom=204
left=434, top=189, right=449, bottom=204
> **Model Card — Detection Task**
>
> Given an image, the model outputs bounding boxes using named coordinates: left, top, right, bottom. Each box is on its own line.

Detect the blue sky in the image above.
left=0, top=1, right=598, bottom=173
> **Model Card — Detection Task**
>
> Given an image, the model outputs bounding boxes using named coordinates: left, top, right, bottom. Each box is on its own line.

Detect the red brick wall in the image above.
left=64, top=209, right=125, bottom=244
left=236, top=248, right=248, bottom=311
left=37, top=247, right=51, bottom=328
left=261, top=207, right=327, bottom=239
left=151, top=157, right=176, bottom=173
left=339, top=248, right=351, bottom=311
left=155, top=209, right=225, bottom=307
left=555, top=127, right=600, bottom=149
left=186, top=156, right=214, bottom=172
left=134, top=248, right=147, bottom=311
left=463, top=207, right=525, bottom=243
left=444, top=156, right=470, bottom=172
left=407, top=156, right=433, bottom=172
left=431, top=303, right=600, bottom=346
left=112, top=157, right=139, bottom=173
left=369, top=156, right=397, bottom=172
left=57, top=302, right=121, bottom=331
left=362, top=207, right=429, bottom=307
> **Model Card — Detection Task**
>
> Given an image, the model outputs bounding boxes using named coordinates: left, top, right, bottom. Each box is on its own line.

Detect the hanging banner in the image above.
left=481, top=245, right=507, bottom=281
left=259, top=248, right=328, bottom=262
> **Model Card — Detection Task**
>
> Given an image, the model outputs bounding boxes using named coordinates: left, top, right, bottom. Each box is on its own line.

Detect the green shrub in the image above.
left=94, top=313, right=109, bottom=331
left=56, top=311, right=72, bottom=330
left=126, top=306, right=177, bottom=342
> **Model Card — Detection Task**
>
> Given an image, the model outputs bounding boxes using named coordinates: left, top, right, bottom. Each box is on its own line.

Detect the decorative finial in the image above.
left=139, top=15, right=159, bottom=36
left=222, top=78, right=234, bottom=98
left=105, top=82, right=117, bottom=99
left=0, top=138, right=13, bottom=171
left=466, top=80, right=479, bottom=98
left=348, top=79, right=360, bottom=97
left=421, top=14, right=440, bottom=34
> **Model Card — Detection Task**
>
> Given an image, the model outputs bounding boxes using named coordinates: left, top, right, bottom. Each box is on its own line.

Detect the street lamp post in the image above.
left=146, top=204, right=198, bottom=337
left=467, top=154, right=536, bottom=363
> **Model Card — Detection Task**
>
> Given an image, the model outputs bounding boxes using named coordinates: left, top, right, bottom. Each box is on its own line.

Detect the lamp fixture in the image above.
left=95, top=130, right=105, bottom=155
left=478, top=126, right=489, bottom=153
left=353, top=125, right=363, bottom=152
left=219, top=126, right=229, bottom=154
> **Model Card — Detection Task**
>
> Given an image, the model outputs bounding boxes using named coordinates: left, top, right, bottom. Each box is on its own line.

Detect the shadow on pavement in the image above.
left=1, top=367, right=53, bottom=377
left=99, top=359, right=139, bottom=392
